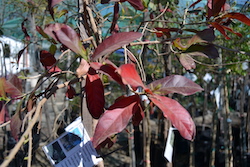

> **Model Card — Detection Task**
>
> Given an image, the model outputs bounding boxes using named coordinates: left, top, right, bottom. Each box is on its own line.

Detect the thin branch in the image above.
left=194, top=59, right=250, bottom=67
left=0, top=121, right=10, bottom=128
left=151, top=3, right=169, bottom=21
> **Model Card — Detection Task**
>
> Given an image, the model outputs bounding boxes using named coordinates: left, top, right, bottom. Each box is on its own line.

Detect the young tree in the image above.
left=0, top=0, right=249, bottom=166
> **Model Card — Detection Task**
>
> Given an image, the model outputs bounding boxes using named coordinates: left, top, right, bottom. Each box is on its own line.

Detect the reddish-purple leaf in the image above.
left=223, top=12, right=250, bottom=26
left=76, top=59, right=90, bottom=77
left=148, top=75, right=203, bottom=96
left=44, top=23, right=86, bottom=56
left=222, top=25, right=242, bottom=38
left=132, top=104, right=144, bottom=126
left=85, top=68, right=105, bottom=119
left=10, top=111, right=22, bottom=141
left=91, top=32, right=142, bottom=61
left=179, top=54, right=196, bottom=70
left=212, top=0, right=226, bottom=16
left=90, top=62, right=124, bottom=86
left=210, top=22, right=230, bottom=39
left=117, top=64, right=145, bottom=90
left=66, top=85, right=76, bottom=99
left=149, top=94, right=195, bottom=140
left=92, top=95, right=141, bottom=147
left=40, top=50, right=56, bottom=67
left=155, top=27, right=171, bottom=38
left=17, top=45, right=29, bottom=64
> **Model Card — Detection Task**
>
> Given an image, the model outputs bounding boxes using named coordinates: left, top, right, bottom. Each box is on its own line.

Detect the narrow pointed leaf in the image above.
left=92, top=95, right=141, bottom=147
left=117, top=64, right=145, bottom=90
left=85, top=68, right=105, bottom=119
left=222, top=12, right=250, bottom=26
left=222, top=25, right=242, bottom=37
left=148, top=75, right=203, bottom=96
left=91, top=32, right=142, bottom=61
left=149, top=94, right=195, bottom=140
left=210, top=22, right=230, bottom=39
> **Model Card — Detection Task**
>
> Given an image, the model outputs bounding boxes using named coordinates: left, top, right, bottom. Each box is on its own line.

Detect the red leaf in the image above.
left=210, top=22, right=230, bottom=39
left=155, top=28, right=171, bottom=38
left=222, top=12, right=250, bottom=26
left=90, top=62, right=124, bottom=86
left=149, top=94, right=195, bottom=140
left=147, top=75, right=203, bottom=96
left=76, top=59, right=90, bottom=77
left=91, top=32, right=142, bottom=61
left=66, top=85, right=76, bottom=99
left=85, top=68, right=105, bottom=119
left=179, top=54, right=196, bottom=70
left=44, top=23, right=86, bottom=56
left=132, top=104, right=144, bottom=126
left=10, top=111, right=22, bottom=141
left=221, top=25, right=242, bottom=38
left=40, top=50, right=56, bottom=67
left=117, top=64, right=145, bottom=90
left=212, top=0, right=226, bottom=16
left=92, top=95, right=141, bottom=147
